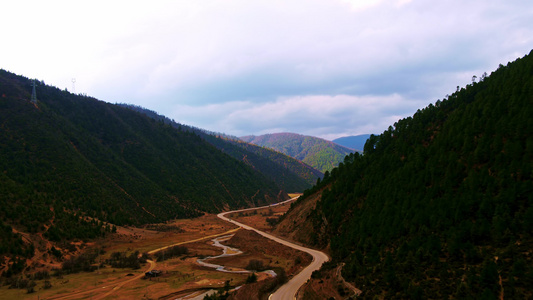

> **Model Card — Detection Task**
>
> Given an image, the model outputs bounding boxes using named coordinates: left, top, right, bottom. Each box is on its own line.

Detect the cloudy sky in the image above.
left=2, top=0, right=532, bottom=140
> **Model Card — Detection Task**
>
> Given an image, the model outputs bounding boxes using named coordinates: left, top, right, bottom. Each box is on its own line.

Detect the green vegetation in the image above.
left=203, top=280, right=232, bottom=300
left=246, top=272, right=257, bottom=283
left=296, top=50, right=533, bottom=298
left=207, top=137, right=322, bottom=190
left=245, top=259, right=266, bottom=271
left=106, top=250, right=144, bottom=269
left=153, top=245, right=188, bottom=261
left=121, top=104, right=322, bottom=191
left=0, top=70, right=286, bottom=265
left=61, top=250, right=100, bottom=274
left=240, top=133, right=354, bottom=173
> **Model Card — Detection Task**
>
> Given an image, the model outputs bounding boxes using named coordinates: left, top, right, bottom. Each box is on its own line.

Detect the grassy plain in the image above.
left=1, top=201, right=310, bottom=300
left=226, top=196, right=298, bottom=232
left=0, top=214, right=243, bottom=299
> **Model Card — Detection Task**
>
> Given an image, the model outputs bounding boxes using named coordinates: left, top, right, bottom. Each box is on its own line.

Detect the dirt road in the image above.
left=49, top=259, right=155, bottom=300
left=217, top=197, right=329, bottom=300
left=49, top=228, right=240, bottom=300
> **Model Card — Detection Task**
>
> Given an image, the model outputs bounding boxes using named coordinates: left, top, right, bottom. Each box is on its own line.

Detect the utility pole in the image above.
left=31, top=79, right=37, bottom=105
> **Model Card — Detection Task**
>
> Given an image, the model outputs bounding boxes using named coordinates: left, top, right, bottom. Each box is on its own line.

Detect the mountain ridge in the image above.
left=332, top=134, right=371, bottom=152
left=276, top=50, right=533, bottom=298
left=120, top=104, right=323, bottom=190
left=240, top=132, right=354, bottom=173
left=0, top=69, right=288, bottom=269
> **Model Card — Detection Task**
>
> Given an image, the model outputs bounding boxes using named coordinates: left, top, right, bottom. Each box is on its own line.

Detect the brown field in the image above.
left=0, top=214, right=241, bottom=300
left=209, top=229, right=312, bottom=277
left=0, top=208, right=311, bottom=300
left=299, top=263, right=362, bottom=300
left=225, top=198, right=295, bottom=232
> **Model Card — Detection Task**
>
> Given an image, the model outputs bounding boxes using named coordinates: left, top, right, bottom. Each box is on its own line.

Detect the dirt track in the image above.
left=47, top=228, right=240, bottom=300
left=217, top=197, right=330, bottom=300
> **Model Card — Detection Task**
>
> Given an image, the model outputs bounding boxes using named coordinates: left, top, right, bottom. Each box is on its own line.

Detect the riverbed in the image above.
left=197, top=234, right=276, bottom=276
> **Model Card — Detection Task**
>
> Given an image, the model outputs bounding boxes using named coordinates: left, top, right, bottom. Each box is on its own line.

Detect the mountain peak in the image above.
left=240, top=132, right=354, bottom=173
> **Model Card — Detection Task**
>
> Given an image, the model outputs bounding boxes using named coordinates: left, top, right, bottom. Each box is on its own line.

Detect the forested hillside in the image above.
left=280, top=50, right=533, bottom=298
left=204, top=136, right=323, bottom=189
left=120, top=104, right=322, bottom=191
left=240, top=133, right=354, bottom=173
left=0, top=70, right=285, bottom=262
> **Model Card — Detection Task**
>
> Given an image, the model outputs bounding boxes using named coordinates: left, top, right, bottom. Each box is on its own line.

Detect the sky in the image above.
left=1, top=0, right=532, bottom=140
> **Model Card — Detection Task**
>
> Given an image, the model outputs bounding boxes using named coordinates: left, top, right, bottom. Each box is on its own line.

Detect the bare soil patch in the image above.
left=298, top=263, right=362, bottom=300
left=0, top=214, right=244, bottom=300
left=1, top=199, right=320, bottom=300
left=210, top=229, right=312, bottom=277
left=274, top=187, right=329, bottom=246
left=227, top=200, right=294, bottom=232
left=104, top=213, right=239, bottom=256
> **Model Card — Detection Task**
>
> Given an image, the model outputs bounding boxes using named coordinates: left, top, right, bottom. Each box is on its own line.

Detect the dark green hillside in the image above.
left=240, top=133, right=354, bottom=173
left=203, top=136, right=322, bottom=191
left=288, top=50, right=533, bottom=298
left=120, top=104, right=322, bottom=191
left=0, top=70, right=284, bottom=258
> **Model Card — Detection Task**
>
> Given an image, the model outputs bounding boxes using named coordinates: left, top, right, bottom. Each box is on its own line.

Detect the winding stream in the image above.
left=197, top=234, right=276, bottom=276
left=217, top=197, right=330, bottom=300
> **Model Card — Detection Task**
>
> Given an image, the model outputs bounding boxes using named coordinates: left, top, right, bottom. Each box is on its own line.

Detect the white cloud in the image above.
left=170, top=94, right=428, bottom=139
left=1, top=0, right=532, bottom=138
left=340, top=0, right=383, bottom=10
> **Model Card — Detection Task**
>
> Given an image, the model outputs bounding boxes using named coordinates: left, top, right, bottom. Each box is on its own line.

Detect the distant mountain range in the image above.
left=332, top=134, right=371, bottom=152
left=276, top=50, right=533, bottom=298
left=240, top=133, right=354, bottom=173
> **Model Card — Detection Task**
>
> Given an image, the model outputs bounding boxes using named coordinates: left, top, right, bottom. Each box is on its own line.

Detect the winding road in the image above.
left=48, top=198, right=326, bottom=300
left=217, top=197, right=329, bottom=300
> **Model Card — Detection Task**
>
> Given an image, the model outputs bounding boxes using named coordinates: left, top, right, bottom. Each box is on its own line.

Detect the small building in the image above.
left=145, top=270, right=162, bottom=277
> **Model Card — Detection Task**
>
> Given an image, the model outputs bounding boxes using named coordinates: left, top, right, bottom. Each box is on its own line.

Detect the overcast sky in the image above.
left=2, top=0, right=532, bottom=140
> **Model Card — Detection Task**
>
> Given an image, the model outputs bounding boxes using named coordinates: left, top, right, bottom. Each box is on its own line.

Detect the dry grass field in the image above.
left=0, top=214, right=241, bottom=299
left=225, top=197, right=296, bottom=232
left=0, top=203, right=312, bottom=300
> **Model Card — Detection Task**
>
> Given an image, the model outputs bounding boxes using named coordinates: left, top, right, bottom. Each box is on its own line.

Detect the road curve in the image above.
left=49, top=229, right=241, bottom=300
left=217, top=197, right=329, bottom=300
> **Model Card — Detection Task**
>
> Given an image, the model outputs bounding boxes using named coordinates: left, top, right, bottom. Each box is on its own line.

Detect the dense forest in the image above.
left=287, top=50, right=533, bottom=298
left=120, top=104, right=322, bottom=191
left=240, top=132, right=354, bottom=173
left=0, top=70, right=288, bottom=261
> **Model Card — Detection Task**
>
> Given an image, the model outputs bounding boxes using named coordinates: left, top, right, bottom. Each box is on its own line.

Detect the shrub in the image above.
left=245, top=259, right=265, bottom=271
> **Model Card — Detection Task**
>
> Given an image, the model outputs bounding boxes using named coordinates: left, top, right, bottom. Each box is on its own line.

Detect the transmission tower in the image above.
left=31, top=79, right=37, bottom=104
left=71, top=78, right=76, bottom=94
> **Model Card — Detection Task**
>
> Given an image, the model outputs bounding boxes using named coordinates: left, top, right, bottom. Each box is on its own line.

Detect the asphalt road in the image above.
left=217, top=197, right=329, bottom=300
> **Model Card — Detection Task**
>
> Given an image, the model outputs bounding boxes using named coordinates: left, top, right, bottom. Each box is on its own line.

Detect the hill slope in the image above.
left=120, top=104, right=322, bottom=191
left=204, top=137, right=323, bottom=189
left=240, top=133, right=354, bottom=173
left=0, top=70, right=286, bottom=264
left=332, top=134, right=371, bottom=152
left=276, top=51, right=533, bottom=298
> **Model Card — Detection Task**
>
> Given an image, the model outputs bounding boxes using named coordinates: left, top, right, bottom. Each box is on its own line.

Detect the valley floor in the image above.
left=1, top=200, right=326, bottom=300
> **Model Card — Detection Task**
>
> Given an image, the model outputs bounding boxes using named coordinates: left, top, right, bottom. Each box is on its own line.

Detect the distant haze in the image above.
left=333, top=134, right=371, bottom=151
left=1, top=0, right=532, bottom=139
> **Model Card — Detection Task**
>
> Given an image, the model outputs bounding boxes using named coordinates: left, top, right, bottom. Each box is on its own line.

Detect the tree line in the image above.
left=295, top=50, right=533, bottom=298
